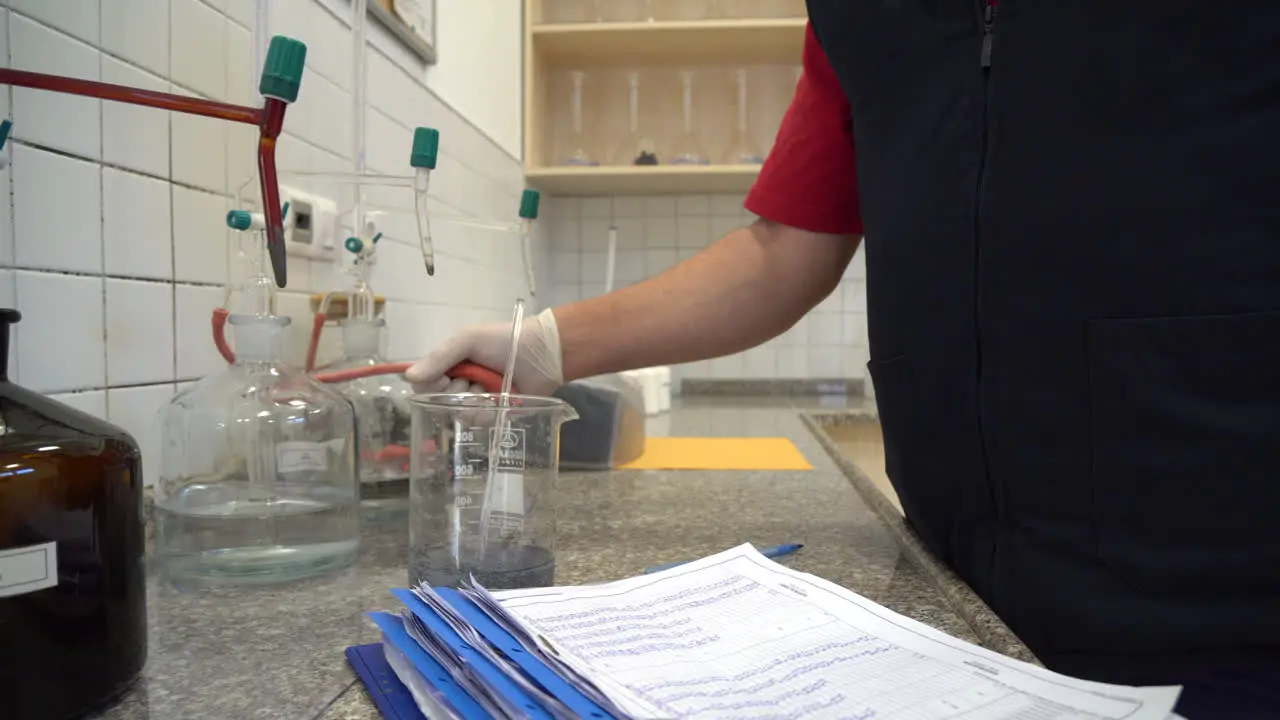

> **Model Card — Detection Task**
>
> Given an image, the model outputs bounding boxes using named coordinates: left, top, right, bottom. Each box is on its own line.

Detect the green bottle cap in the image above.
left=518, top=189, right=541, bottom=220
left=259, top=36, right=307, bottom=103
left=410, top=127, right=439, bottom=169
left=344, top=237, right=363, bottom=254
left=0, top=120, right=12, bottom=150
left=227, top=210, right=252, bottom=230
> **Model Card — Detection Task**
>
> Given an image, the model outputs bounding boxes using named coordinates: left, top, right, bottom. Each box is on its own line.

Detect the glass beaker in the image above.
left=408, top=394, right=578, bottom=590
left=155, top=314, right=361, bottom=588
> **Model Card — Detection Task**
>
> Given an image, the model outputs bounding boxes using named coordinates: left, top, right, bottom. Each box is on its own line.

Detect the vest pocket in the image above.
left=1088, top=310, right=1280, bottom=583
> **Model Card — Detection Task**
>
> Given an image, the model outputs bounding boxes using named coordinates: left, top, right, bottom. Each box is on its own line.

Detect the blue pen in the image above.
left=643, top=543, right=804, bottom=574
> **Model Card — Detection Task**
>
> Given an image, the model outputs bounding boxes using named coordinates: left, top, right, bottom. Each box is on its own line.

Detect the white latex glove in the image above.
left=405, top=307, right=564, bottom=397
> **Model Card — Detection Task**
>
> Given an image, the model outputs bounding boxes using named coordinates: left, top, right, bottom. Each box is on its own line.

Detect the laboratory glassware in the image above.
left=0, top=35, right=306, bottom=288
left=259, top=126, right=441, bottom=277
left=561, top=70, right=597, bottom=166
left=598, top=0, right=652, bottom=22
left=408, top=394, right=579, bottom=589
left=318, top=318, right=413, bottom=512
left=156, top=314, right=361, bottom=588
left=214, top=206, right=285, bottom=363
left=724, top=68, right=765, bottom=164
left=312, top=230, right=413, bottom=511
left=615, top=71, right=660, bottom=166
left=0, top=309, right=147, bottom=720
left=651, top=0, right=711, bottom=20
left=670, top=70, right=709, bottom=165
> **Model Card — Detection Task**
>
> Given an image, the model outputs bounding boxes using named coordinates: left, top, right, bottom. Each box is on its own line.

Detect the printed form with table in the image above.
left=351, top=544, right=1187, bottom=719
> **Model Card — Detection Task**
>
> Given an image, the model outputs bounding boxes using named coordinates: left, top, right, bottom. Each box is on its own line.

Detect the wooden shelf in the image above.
left=525, top=164, right=763, bottom=195
left=531, top=18, right=806, bottom=65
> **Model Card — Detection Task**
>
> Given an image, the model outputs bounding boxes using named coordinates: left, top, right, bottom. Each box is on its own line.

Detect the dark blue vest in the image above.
left=807, top=0, right=1280, bottom=681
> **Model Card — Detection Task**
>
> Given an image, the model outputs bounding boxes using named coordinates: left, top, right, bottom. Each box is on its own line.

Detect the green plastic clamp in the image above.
left=259, top=36, right=308, bottom=103
left=519, top=189, right=541, bottom=220
left=345, top=237, right=363, bottom=254
left=410, top=127, right=439, bottom=169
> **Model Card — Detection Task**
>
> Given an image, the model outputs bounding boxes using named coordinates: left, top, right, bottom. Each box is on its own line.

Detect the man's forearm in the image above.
left=553, top=219, right=860, bottom=382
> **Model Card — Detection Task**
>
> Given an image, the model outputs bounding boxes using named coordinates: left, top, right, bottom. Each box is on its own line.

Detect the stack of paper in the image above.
left=352, top=544, right=1186, bottom=720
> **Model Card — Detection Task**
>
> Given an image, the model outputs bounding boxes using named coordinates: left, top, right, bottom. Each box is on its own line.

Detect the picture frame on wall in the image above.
left=370, top=0, right=437, bottom=64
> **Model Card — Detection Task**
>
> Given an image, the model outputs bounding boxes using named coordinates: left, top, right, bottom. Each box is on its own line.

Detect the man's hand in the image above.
left=405, top=307, right=565, bottom=396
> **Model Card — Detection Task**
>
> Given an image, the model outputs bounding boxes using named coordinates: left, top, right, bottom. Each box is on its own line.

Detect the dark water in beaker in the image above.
left=409, top=544, right=555, bottom=590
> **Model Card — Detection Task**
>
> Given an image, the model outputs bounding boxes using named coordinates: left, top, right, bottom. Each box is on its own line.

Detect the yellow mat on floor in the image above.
left=619, top=437, right=813, bottom=471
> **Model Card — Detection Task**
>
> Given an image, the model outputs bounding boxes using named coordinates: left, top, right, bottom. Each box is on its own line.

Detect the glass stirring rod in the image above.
left=479, top=299, right=526, bottom=559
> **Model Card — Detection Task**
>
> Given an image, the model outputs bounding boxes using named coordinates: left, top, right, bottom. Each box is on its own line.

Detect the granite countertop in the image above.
left=97, top=396, right=1033, bottom=720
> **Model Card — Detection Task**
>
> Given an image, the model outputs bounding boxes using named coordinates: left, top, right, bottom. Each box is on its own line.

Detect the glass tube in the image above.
left=670, top=70, right=707, bottom=165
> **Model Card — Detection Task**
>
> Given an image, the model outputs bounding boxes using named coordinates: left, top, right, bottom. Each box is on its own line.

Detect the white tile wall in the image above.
left=543, top=193, right=869, bottom=389
left=0, top=2, right=541, bottom=486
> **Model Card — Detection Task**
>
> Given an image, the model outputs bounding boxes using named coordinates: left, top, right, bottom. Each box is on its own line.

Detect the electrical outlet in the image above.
left=279, top=185, right=339, bottom=263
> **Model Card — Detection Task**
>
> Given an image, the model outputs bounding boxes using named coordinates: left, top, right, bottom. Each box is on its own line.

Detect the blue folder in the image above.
left=345, top=642, right=427, bottom=720
left=348, top=588, right=618, bottom=720
left=364, top=611, right=489, bottom=718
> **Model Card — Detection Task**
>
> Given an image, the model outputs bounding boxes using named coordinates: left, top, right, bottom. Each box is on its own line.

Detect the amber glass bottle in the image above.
left=0, top=309, right=148, bottom=719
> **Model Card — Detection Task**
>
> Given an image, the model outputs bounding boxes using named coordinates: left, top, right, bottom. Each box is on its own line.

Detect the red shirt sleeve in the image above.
left=744, top=23, right=863, bottom=236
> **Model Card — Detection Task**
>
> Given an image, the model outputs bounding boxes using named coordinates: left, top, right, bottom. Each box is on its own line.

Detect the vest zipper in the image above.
left=980, top=2, right=996, bottom=68
left=974, top=0, right=1001, bottom=577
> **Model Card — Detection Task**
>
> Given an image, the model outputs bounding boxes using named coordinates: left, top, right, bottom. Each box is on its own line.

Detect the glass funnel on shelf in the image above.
left=670, top=69, right=708, bottom=165
left=723, top=68, right=764, bottom=164
left=614, top=70, right=659, bottom=166
left=155, top=313, right=361, bottom=588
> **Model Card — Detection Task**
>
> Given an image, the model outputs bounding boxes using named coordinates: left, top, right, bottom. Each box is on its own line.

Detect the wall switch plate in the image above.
left=280, top=185, right=339, bottom=263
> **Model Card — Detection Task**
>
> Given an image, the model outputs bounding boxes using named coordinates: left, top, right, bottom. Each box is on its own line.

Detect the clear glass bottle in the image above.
left=724, top=68, right=764, bottom=164
left=156, top=314, right=360, bottom=588
left=614, top=70, right=660, bottom=166
left=670, top=69, right=708, bottom=165
left=317, top=318, right=413, bottom=513
left=0, top=309, right=147, bottom=720
left=560, top=70, right=597, bottom=166
left=408, top=394, right=578, bottom=590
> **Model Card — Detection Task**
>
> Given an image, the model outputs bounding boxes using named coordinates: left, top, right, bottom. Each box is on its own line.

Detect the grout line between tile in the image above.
left=98, top=10, right=109, bottom=414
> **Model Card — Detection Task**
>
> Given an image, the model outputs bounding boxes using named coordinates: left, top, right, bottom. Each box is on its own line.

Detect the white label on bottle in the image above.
left=0, top=542, right=58, bottom=598
left=276, top=441, right=329, bottom=473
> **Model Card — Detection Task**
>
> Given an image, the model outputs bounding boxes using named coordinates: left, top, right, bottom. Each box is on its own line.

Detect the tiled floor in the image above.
left=824, top=421, right=902, bottom=513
